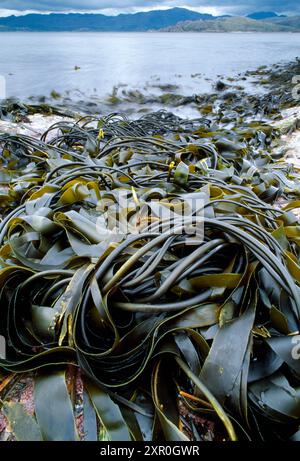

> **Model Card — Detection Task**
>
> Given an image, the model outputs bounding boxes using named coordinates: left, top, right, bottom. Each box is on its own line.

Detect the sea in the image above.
left=0, top=31, right=300, bottom=114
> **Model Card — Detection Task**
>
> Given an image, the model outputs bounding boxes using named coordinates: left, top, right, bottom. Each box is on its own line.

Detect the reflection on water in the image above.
left=1, top=32, right=300, bottom=102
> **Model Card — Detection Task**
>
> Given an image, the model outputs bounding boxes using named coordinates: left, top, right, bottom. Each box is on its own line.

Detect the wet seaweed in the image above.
left=0, top=60, right=299, bottom=442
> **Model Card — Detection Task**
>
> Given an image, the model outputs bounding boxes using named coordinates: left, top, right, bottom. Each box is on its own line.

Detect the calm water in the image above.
left=0, top=32, right=300, bottom=99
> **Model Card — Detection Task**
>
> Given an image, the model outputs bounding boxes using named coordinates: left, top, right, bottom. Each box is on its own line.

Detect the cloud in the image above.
left=0, top=0, right=299, bottom=16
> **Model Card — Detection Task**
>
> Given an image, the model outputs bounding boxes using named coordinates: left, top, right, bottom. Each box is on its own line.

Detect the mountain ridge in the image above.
left=162, top=16, right=300, bottom=32
left=0, top=8, right=297, bottom=32
left=246, top=11, right=286, bottom=20
left=0, top=8, right=213, bottom=32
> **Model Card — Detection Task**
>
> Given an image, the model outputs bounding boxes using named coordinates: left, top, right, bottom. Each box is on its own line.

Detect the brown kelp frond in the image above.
left=0, top=83, right=300, bottom=443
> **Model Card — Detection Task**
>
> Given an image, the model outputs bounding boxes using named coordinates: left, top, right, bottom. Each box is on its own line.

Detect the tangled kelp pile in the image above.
left=0, top=67, right=300, bottom=442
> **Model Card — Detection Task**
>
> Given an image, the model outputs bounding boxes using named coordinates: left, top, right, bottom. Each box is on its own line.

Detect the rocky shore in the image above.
left=0, top=59, right=299, bottom=442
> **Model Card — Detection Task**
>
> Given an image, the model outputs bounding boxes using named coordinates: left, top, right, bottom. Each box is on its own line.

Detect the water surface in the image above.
left=1, top=32, right=300, bottom=100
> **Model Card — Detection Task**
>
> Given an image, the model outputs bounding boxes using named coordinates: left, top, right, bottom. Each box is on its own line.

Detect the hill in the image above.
left=0, top=8, right=298, bottom=33
left=162, top=16, right=296, bottom=32
left=247, top=12, right=285, bottom=20
left=263, top=15, right=300, bottom=29
left=0, top=8, right=214, bottom=32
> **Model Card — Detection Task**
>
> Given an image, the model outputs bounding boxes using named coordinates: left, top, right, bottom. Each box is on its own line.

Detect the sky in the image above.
left=0, top=1, right=299, bottom=18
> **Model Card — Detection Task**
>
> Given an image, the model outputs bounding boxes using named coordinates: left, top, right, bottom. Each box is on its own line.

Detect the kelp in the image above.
left=0, top=100, right=76, bottom=123
left=2, top=59, right=299, bottom=124
left=0, top=62, right=300, bottom=441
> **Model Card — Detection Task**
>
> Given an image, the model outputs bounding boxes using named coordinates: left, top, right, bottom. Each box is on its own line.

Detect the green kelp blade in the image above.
left=2, top=401, right=43, bottom=441
left=85, top=380, right=132, bottom=441
left=34, top=370, right=79, bottom=441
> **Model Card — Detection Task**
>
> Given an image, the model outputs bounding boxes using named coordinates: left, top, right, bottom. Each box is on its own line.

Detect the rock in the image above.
left=272, top=107, right=300, bottom=168
left=215, top=80, right=229, bottom=92
left=272, top=107, right=300, bottom=135
left=0, top=114, right=72, bottom=139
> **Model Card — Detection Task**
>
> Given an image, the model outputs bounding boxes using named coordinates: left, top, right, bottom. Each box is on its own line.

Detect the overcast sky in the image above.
left=0, top=1, right=299, bottom=17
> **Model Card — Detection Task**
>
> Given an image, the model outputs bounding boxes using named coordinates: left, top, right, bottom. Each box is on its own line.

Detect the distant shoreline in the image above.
left=0, top=30, right=300, bottom=33
left=0, top=8, right=300, bottom=33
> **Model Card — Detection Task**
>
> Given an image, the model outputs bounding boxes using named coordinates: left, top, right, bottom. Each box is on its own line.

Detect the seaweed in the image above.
left=0, top=60, right=299, bottom=442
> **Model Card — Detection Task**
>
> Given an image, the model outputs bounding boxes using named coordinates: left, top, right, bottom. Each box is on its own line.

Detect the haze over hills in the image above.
left=0, top=7, right=298, bottom=32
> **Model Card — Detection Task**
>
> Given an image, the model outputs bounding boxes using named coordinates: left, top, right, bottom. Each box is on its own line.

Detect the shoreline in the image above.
left=0, top=59, right=300, bottom=154
left=1, top=30, right=300, bottom=33
left=1, top=59, right=300, bottom=209
left=0, top=58, right=300, bottom=442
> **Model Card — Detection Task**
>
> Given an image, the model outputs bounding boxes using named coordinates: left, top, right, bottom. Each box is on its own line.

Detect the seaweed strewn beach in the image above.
left=0, top=59, right=300, bottom=442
